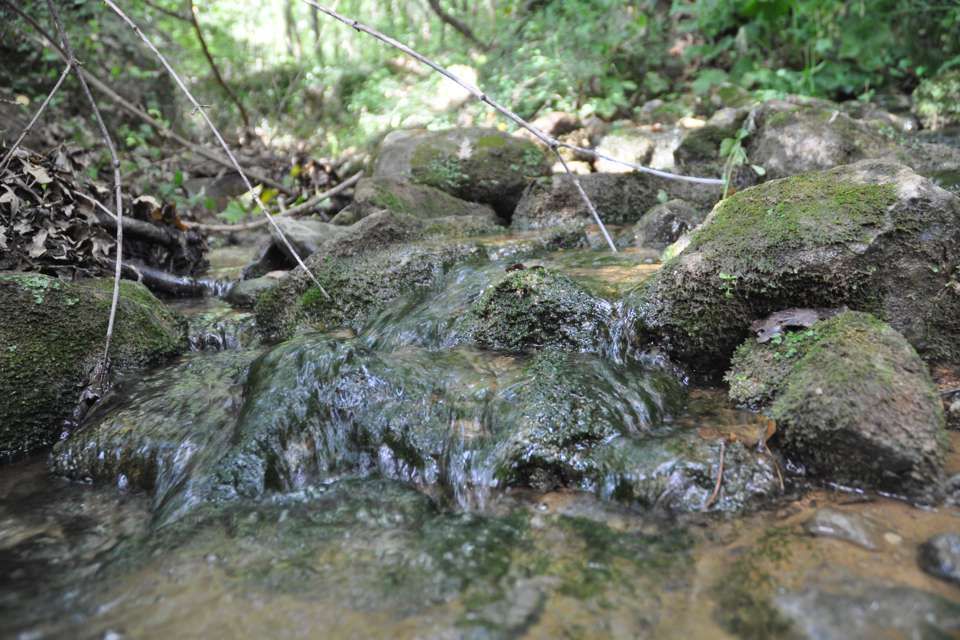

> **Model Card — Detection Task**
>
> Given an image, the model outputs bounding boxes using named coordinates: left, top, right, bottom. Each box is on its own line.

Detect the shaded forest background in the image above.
left=2, top=0, right=959, bottom=222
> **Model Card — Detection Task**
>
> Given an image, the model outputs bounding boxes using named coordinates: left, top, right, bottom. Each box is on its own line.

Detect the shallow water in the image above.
left=4, top=240, right=960, bottom=638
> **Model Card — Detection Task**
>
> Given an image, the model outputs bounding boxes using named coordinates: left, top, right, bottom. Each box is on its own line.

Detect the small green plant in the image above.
left=719, top=128, right=765, bottom=198
left=718, top=271, right=738, bottom=298
left=770, top=329, right=819, bottom=360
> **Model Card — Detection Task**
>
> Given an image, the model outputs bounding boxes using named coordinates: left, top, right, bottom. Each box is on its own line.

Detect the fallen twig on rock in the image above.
left=48, top=0, right=122, bottom=390
left=305, top=1, right=726, bottom=252
left=102, top=0, right=330, bottom=300
left=184, top=171, right=361, bottom=232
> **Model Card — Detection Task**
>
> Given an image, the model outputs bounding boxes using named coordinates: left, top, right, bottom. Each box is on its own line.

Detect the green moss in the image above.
left=690, top=175, right=896, bottom=266
left=0, top=274, right=183, bottom=458
left=913, top=69, right=960, bottom=130
left=713, top=526, right=797, bottom=639
left=476, top=134, right=507, bottom=149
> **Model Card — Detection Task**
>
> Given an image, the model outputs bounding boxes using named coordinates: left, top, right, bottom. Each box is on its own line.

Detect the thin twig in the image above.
left=703, top=440, right=726, bottom=510
left=47, top=0, right=122, bottom=389
left=187, top=0, right=251, bottom=130
left=0, top=61, right=73, bottom=173
left=2, top=0, right=294, bottom=197
left=425, top=0, right=489, bottom=51
left=102, top=0, right=330, bottom=300
left=304, top=2, right=724, bottom=251
left=183, top=171, right=361, bottom=232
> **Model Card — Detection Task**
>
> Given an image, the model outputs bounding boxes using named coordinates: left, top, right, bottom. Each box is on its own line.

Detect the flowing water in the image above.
left=3, top=238, right=960, bottom=639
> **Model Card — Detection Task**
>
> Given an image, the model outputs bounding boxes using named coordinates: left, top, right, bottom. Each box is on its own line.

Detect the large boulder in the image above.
left=745, top=99, right=960, bottom=180
left=330, top=176, right=499, bottom=225
left=471, top=267, right=612, bottom=353
left=726, top=311, right=946, bottom=497
left=630, top=161, right=960, bottom=372
left=511, top=172, right=722, bottom=231
left=913, top=69, right=960, bottom=131
left=0, top=274, right=183, bottom=459
left=372, top=128, right=550, bottom=215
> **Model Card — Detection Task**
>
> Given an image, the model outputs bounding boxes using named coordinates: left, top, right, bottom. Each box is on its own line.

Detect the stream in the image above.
left=3, top=238, right=960, bottom=639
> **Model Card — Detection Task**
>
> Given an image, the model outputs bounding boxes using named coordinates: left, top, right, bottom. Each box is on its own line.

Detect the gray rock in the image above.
left=335, top=176, right=499, bottom=225
left=372, top=127, right=549, bottom=215
left=805, top=508, right=880, bottom=550
left=225, top=275, right=281, bottom=309
left=632, top=199, right=705, bottom=249
left=726, top=311, right=946, bottom=497
left=631, top=161, right=960, bottom=370
left=919, top=533, right=960, bottom=586
left=594, top=123, right=655, bottom=173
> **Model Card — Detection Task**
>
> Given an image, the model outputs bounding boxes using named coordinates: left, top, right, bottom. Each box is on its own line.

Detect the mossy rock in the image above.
left=913, top=69, right=960, bottom=131
left=0, top=274, right=183, bottom=459
left=254, top=240, right=487, bottom=342
left=471, top=267, right=612, bottom=353
left=511, top=172, right=722, bottom=231
left=674, top=124, right=736, bottom=166
left=335, top=176, right=500, bottom=224
left=630, top=160, right=960, bottom=373
left=745, top=98, right=960, bottom=180
left=631, top=199, right=705, bottom=250
left=372, top=128, right=550, bottom=216
left=726, top=311, right=946, bottom=497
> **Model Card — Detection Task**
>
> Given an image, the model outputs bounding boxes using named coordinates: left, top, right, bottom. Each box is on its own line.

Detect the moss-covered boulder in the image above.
left=726, top=311, right=945, bottom=497
left=471, top=267, right=612, bottom=353
left=511, top=172, right=722, bottom=231
left=746, top=99, right=960, bottom=180
left=331, top=176, right=499, bottom=225
left=913, top=69, right=960, bottom=131
left=630, top=161, right=960, bottom=372
left=0, top=273, right=183, bottom=459
left=372, top=128, right=550, bottom=216
left=254, top=240, right=486, bottom=341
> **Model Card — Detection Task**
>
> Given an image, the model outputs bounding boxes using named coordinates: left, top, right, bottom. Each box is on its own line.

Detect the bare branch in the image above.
left=141, top=0, right=191, bottom=23
left=304, top=2, right=724, bottom=253
left=46, top=0, right=123, bottom=389
left=0, top=61, right=73, bottom=173
left=184, top=171, right=361, bottom=232
left=186, top=0, right=252, bottom=130
left=2, top=0, right=294, bottom=197
left=425, top=0, right=489, bottom=51
left=102, top=0, right=331, bottom=300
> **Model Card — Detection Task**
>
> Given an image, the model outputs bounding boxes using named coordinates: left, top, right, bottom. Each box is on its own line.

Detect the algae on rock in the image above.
left=630, top=161, right=960, bottom=372
left=0, top=274, right=183, bottom=458
left=726, top=311, right=946, bottom=497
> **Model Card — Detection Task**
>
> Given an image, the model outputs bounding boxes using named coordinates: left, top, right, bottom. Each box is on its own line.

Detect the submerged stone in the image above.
left=630, top=160, right=960, bottom=372
left=726, top=311, right=946, bottom=497
left=0, top=274, right=183, bottom=459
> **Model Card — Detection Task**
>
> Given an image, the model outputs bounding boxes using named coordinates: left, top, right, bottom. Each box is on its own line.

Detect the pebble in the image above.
left=805, top=508, right=880, bottom=550
left=918, top=533, right=960, bottom=585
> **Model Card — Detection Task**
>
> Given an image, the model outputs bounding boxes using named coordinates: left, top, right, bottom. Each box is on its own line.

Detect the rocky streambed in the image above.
left=4, top=96, right=960, bottom=638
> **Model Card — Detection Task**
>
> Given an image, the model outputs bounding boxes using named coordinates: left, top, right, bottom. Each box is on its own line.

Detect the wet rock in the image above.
left=331, top=176, right=499, bottom=225
left=254, top=240, right=486, bottom=342
left=185, top=302, right=259, bottom=351
left=372, top=127, right=549, bottom=215
left=805, top=508, right=880, bottom=550
left=0, top=274, right=184, bottom=459
left=471, top=267, right=612, bottom=353
left=225, top=274, right=282, bottom=309
left=745, top=99, right=960, bottom=179
left=631, top=199, right=705, bottom=250
left=51, top=350, right=257, bottom=523
left=726, top=311, right=945, bottom=497
left=913, top=69, right=960, bottom=131
left=512, top=172, right=721, bottom=231
left=774, top=580, right=960, bottom=639
left=919, top=533, right=960, bottom=586
left=630, top=161, right=960, bottom=371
